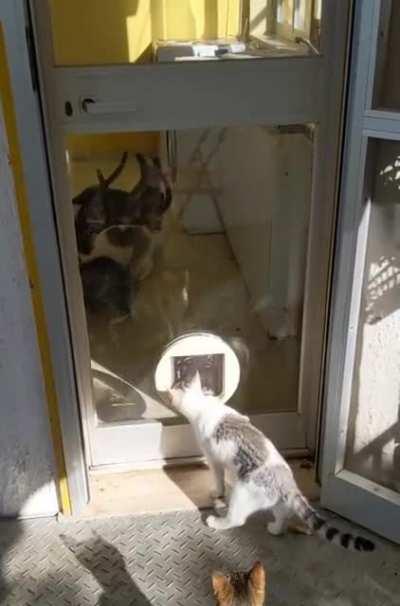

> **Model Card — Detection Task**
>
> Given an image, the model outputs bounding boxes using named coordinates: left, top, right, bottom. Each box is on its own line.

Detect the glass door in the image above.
left=31, top=1, right=350, bottom=468
left=321, top=0, right=400, bottom=543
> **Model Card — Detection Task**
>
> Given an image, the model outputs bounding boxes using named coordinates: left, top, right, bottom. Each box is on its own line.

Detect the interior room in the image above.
left=68, top=125, right=313, bottom=452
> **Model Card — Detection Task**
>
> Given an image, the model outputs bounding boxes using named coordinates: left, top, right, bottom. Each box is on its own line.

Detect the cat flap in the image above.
left=154, top=332, right=240, bottom=404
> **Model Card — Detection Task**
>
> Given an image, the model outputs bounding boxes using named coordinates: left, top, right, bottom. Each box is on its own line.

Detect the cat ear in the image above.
left=249, top=562, right=266, bottom=597
left=164, top=384, right=184, bottom=412
left=86, top=190, right=106, bottom=223
left=190, top=371, right=202, bottom=392
left=131, top=154, right=148, bottom=196
left=96, top=169, right=107, bottom=189
left=140, top=154, right=164, bottom=189
left=160, top=182, right=172, bottom=213
left=211, top=573, right=230, bottom=598
left=135, top=153, right=147, bottom=182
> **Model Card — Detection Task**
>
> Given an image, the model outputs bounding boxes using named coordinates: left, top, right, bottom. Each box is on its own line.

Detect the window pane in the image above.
left=345, top=139, right=400, bottom=493
left=372, top=2, right=400, bottom=111
left=67, top=123, right=315, bottom=425
left=48, top=0, right=321, bottom=66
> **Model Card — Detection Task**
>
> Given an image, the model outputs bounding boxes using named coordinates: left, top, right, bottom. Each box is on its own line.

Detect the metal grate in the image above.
left=0, top=510, right=397, bottom=605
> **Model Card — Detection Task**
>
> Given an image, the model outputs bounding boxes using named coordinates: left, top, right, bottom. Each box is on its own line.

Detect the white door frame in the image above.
left=30, top=1, right=351, bottom=471
left=321, top=0, right=400, bottom=543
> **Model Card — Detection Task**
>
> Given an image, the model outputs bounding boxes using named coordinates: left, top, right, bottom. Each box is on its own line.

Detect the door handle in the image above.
left=80, top=97, right=137, bottom=115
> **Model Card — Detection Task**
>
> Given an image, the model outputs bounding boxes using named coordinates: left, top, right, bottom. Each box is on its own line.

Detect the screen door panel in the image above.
left=321, top=0, right=400, bottom=544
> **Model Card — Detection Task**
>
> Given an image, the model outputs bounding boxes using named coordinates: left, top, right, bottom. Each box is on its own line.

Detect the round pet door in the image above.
left=155, top=332, right=240, bottom=403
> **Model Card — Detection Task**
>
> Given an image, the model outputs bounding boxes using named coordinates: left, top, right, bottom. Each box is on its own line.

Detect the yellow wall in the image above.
left=66, top=132, right=160, bottom=160
left=50, top=1, right=240, bottom=159
left=49, top=0, right=241, bottom=65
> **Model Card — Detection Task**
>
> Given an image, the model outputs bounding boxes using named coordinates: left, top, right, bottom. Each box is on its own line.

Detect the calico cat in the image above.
left=73, top=152, right=171, bottom=256
left=212, top=561, right=266, bottom=606
left=80, top=257, right=136, bottom=320
left=166, top=373, right=375, bottom=552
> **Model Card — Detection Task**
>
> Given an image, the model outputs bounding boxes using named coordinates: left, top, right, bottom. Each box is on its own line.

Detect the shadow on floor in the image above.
left=0, top=519, right=23, bottom=603
left=60, top=532, right=151, bottom=605
left=163, top=463, right=215, bottom=510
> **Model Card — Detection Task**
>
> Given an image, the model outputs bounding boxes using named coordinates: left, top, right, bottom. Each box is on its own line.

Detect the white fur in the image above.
left=168, top=375, right=375, bottom=551
left=79, top=225, right=161, bottom=282
left=168, top=373, right=291, bottom=531
left=79, top=226, right=134, bottom=266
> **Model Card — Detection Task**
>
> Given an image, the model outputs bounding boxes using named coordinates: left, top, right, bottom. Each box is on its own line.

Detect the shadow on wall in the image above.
left=345, top=141, right=400, bottom=494
left=50, top=0, right=228, bottom=66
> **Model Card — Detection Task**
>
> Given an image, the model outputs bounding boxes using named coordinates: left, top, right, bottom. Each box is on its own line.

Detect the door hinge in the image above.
left=25, top=24, right=39, bottom=92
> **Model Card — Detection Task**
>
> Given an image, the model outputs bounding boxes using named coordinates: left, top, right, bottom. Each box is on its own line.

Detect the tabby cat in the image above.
left=212, top=561, right=266, bottom=605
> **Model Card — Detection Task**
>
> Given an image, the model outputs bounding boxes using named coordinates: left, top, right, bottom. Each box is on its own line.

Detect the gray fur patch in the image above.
left=252, top=464, right=297, bottom=502
left=214, top=415, right=268, bottom=480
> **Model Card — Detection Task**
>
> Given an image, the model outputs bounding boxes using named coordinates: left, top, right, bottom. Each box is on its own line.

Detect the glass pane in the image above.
left=68, top=124, right=314, bottom=425
left=48, top=0, right=321, bottom=66
left=345, top=139, right=400, bottom=493
left=372, top=2, right=400, bottom=111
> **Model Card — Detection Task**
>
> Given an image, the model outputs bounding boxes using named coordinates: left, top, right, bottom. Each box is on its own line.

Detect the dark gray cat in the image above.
left=80, top=257, right=136, bottom=320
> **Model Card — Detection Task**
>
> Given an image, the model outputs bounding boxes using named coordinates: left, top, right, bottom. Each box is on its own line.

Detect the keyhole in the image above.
left=65, top=101, right=73, bottom=117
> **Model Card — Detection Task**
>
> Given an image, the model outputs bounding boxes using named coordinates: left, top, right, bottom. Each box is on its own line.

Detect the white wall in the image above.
left=0, top=102, right=58, bottom=517
left=174, top=126, right=312, bottom=339
left=346, top=140, right=400, bottom=493
left=216, top=126, right=312, bottom=338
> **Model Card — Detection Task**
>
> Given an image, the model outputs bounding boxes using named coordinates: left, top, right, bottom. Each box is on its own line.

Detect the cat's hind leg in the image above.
left=202, top=446, right=225, bottom=500
left=206, top=482, right=268, bottom=531
left=208, top=460, right=225, bottom=501
left=267, top=502, right=291, bottom=536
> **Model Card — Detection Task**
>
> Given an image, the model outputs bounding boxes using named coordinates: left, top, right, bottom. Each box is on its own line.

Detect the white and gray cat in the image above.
left=166, top=372, right=374, bottom=552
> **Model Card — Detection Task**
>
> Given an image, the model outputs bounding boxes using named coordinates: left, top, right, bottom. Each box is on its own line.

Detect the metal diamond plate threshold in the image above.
left=0, top=510, right=398, bottom=605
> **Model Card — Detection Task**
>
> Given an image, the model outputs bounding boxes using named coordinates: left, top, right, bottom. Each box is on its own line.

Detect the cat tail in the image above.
left=291, top=493, right=375, bottom=552
left=97, top=151, right=128, bottom=188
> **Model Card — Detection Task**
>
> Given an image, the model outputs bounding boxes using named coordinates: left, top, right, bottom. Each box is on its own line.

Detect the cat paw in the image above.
left=206, top=515, right=221, bottom=530
left=289, top=522, right=313, bottom=536
left=267, top=522, right=284, bottom=536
